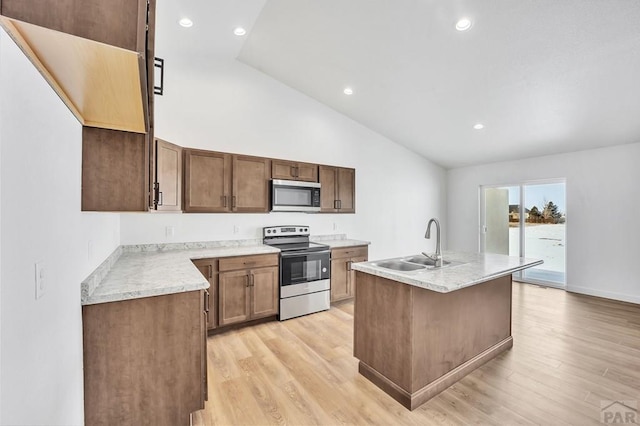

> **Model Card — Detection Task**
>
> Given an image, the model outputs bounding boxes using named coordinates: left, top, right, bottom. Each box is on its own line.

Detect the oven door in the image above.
left=280, top=250, right=330, bottom=288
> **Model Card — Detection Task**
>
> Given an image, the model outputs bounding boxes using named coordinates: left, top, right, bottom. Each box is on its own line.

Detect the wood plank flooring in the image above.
left=193, top=283, right=640, bottom=425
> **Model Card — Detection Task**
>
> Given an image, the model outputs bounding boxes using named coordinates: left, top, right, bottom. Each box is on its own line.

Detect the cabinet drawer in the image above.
left=219, top=254, right=279, bottom=272
left=331, top=246, right=368, bottom=260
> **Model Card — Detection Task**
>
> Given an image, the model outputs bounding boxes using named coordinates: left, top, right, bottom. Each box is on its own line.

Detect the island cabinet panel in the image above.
left=82, top=290, right=206, bottom=426
left=183, top=149, right=231, bottom=212
left=218, top=254, right=279, bottom=326
left=192, top=258, right=218, bottom=330
left=82, top=127, right=148, bottom=212
left=411, top=275, right=512, bottom=388
left=354, top=272, right=513, bottom=410
left=272, top=159, right=318, bottom=182
left=0, top=0, right=149, bottom=52
left=319, top=165, right=356, bottom=213
left=153, top=138, right=182, bottom=211
left=330, top=246, right=368, bottom=302
left=232, top=155, right=271, bottom=212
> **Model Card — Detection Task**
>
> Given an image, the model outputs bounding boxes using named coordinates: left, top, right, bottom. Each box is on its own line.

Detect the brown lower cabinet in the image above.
left=82, top=289, right=207, bottom=426
left=192, top=258, right=218, bottom=330
left=330, top=246, right=368, bottom=302
left=218, top=254, right=279, bottom=326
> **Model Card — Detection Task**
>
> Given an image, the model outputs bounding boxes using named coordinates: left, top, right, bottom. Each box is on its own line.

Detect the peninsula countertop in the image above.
left=81, top=234, right=370, bottom=306
left=81, top=241, right=280, bottom=305
left=352, top=251, right=543, bottom=293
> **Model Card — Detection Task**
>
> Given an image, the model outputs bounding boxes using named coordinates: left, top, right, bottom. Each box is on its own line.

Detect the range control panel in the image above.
left=263, top=225, right=310, bottom=237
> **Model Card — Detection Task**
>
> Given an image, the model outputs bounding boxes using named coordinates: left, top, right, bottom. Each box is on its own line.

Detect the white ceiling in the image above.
left=157, top=0, right=640, bottom=169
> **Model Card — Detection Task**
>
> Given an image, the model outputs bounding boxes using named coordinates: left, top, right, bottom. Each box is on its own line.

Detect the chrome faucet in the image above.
left=422, top=218, right=443, bottom=267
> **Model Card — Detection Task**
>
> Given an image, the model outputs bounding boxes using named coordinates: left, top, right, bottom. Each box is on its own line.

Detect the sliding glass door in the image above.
left=481, top=180, right=566, bottom=287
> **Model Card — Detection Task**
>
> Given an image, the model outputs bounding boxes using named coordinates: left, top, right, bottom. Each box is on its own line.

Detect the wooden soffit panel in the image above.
left=0, top=17, right=146, bottom=133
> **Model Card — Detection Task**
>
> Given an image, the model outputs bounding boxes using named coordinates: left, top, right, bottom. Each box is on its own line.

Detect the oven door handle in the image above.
left=280, top=249, right=331, bottom=258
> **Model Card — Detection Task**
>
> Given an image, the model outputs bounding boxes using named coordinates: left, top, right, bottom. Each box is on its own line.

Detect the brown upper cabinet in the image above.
left=81, top=127, right=148, bottom=212
left=319, top=166, right=356, bottom=213
left=0, top=0, right=150, bottom=52
left=183, top=149, right=271, bottom=213
left=1, top=0, right=157, bottom=212
left=272, top=159, right=318, bottom=182
left=152, top=138, right=183, bottom=212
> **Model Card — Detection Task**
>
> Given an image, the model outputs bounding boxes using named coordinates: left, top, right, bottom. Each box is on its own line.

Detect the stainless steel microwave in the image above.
left=271, top=179, right=321, bottom=212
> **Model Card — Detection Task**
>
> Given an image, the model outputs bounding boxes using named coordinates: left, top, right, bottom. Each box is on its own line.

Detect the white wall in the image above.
left=447, top=142, right=640, bottom=304
left=0, top=29, right=120, bottom=425
left=121, top=59, right=447, bottom=260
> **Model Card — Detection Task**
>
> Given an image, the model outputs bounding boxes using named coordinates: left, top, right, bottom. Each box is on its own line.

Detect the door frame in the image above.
left=479, top=178, right=567, bottom=288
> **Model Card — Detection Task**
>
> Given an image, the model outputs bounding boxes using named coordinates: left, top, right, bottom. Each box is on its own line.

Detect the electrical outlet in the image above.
left=233, top=225, right=240, bottom=234
left=165, top=226, right=175, bottom=237
left=35, top=262, right=45, bottom=299
left=333, top=222, right=338, bottom=231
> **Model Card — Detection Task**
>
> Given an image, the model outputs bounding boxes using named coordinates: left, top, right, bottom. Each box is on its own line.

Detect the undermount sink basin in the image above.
left=403, top=256, right=451, bottom=267
left=374, top=260, right=426, bottom=271
left=370, top=255, right=466, bottom=273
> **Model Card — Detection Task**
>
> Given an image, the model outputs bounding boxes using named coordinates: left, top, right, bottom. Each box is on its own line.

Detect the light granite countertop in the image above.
left=311, top=234, right=370, bottom=248
left=352, top=251, right=543, bottom=293
left=81, top=235, right=369, bottom=306
left=81, top=240, right=280, bottom=305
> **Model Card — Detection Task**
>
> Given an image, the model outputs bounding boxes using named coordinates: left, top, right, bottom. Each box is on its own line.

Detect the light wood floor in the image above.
left=193, top=283, right=640, bottom=425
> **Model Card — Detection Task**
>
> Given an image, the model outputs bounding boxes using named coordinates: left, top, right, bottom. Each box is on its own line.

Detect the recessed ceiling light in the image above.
left=343, top=87, right=354, bottom=95
left=473, top=123, right=484, bottom=130
left=455, top=18, right=472, bottom=31
left=179, top=18, right=193, bottom=28
left=234, top=27, right=247, bottom=36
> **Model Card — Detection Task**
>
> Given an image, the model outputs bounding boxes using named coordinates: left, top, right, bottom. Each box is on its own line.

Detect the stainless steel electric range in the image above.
left=263, top=226, right=331, bottom=320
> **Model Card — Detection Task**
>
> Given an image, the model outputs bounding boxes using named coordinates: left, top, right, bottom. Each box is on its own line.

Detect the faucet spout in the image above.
left=423, top=218, right=443, bottom=267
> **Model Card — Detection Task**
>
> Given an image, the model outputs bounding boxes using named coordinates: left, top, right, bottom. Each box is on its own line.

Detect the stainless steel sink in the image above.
left=374, top=260, right=426, bottom=271
left=370, top=255, right=466, bottom=273
left=403, top=256, right=451, bottom=267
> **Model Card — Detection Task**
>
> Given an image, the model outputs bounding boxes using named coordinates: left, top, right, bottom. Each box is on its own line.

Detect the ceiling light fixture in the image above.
left=343, top=87, right=354, bottom=95
left=234, top=27, right=247, bottom=36
left=473, top=123, right=485, bottom=130
left=455, top=18, right=472, bottom=31
left=179, top=18, right=193, bottom=28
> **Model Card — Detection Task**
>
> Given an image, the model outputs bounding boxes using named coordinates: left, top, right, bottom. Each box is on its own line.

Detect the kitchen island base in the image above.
left=354, top=271, right=513, bottom=410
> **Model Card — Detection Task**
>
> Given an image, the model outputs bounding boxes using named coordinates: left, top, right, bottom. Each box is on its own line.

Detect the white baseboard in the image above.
left=565, top=285, right=640, bottom=305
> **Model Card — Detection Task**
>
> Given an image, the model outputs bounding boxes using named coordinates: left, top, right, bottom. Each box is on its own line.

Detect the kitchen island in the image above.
left=351, top=251, right=542, bottom=410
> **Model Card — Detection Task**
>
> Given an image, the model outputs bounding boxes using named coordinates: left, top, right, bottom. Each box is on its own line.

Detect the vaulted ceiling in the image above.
left=157, top=0, right=640, bottom=168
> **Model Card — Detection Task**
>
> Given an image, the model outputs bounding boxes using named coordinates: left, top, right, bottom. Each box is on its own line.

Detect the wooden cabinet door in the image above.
left=250, top=266, right=279, bottom=319
left=200, top=293, right=208, bottom=407
left=232, top=155, right=270, bottom=212
left=218, top=270, right=250, bottom=326
left=272, top=160, right=318, bottom=182
left=184, top=149, right=231, bottom=213
left=348, top=256, right=368, bottom=298
left=193, top=259, right=218, bottom=330
left=272, top=160, right=296, bottom=180
left=295, top=162, right=318, bottom=182
left=337, top=167, right=356, bottom=213
left=0, top=0, right=149, bottom=52
left=82, top=127, right=147, bottom=212
left=154, top=138, right=182, bottom=211
left=319, top=165, right=338, bottom=212
left=330, top=258, right=350, bottom=302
